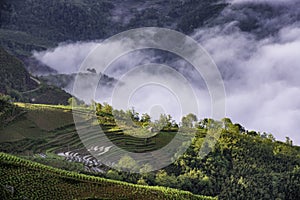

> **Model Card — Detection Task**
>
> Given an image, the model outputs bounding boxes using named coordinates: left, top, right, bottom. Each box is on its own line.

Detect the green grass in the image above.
left=0, top=103, right=74, bottom=143
left=0, top=115, right=45, bottom=142
left=15, top=103, right=72, bottom=110
left=0, top=152, right=216, bottom=200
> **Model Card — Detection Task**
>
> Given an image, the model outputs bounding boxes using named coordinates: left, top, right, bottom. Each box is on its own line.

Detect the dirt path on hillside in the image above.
left=21, top=77, right=42, bottom=94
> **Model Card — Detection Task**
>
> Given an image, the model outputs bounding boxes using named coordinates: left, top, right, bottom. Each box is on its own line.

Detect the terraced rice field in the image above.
left=0, top=152, right=215, bottom=200
left=0, top=103, right=182, bottom=172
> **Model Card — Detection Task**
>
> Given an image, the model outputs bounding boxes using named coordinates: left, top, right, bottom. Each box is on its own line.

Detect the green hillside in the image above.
left=0, top=95, right=22, bottom=128
left=0, top=46, right=37, bottom=94
left=0, top=103, right=74, bottom=143
left=0, top=28, right=52, bottom=57
left=0, top=0, right=227, bottom=57
left=1, top=102, right=300, bottom=199
left=0, top=152, right=214, bottom=200
left=0, top=103, right=176, bottom=155
left=0, top=47, right=72, bottom=104
left=1, top=1, right=300, bottom=199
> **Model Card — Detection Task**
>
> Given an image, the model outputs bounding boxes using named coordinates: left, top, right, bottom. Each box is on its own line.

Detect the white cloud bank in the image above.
left=194, top=22, right=300, bottom=144
left=33, top=2, right=300, bottom=144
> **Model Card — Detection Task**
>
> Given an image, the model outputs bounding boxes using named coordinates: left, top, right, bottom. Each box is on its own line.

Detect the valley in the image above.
left=1, top=0, right=300, bottom=199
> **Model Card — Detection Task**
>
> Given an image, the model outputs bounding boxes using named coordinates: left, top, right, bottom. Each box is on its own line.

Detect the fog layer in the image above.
left=33, top=1, right=300, bottom=144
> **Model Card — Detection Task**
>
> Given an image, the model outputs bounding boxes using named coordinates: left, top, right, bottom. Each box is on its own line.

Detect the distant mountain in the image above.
left=22, top=56, right=57, bottom=76
left=1, top=0, right=298, bottom=59
left=40, top=72, right=118, bottom=91
left=0, top=0, right=227, bottom=57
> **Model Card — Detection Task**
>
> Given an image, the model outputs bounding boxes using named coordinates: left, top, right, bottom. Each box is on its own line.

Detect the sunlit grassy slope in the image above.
left=0, top=103, right=74, bottom=142
left=0, top=103, right=176, bottom=156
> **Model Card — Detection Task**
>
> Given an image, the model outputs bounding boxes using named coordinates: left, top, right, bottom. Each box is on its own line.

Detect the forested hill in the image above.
left=0, top=100, right=300, bottom=199
left=0, top=46, right=37, bottom=94
left=0, top=0, right=296, bottom=58
left=0, top=47, right=71, bottom=104
left=0, top=0, right=227, bottom=56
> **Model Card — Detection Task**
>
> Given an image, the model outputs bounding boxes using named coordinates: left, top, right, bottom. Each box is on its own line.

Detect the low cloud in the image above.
left=194, top=21, right=300, bottom=143
left=33, top=41, right=100, bottom=74
left=32, top=2, right=300, bottom=144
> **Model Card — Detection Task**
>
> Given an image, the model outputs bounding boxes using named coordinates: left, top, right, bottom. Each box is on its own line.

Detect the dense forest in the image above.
left=0, top=47, right=71, bottom=104
left=92, top=102, right=300, bottom=199
left=0, top=0, right=227, bottom=57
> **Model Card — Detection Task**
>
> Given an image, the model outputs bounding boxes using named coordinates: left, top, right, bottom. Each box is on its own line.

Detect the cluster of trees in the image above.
left=125, top=0, right=227, bottom=34
left=171, top=0, right=227, bottom=33
left=98, top=109, right=300, bottom=199
left=0, top=0, right=228, bottom=57
left=94, top=102, right=200, bottom=133
left=0, top=0, right=115, bottom=42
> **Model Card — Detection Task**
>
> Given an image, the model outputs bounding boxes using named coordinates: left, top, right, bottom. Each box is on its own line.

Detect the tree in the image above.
left=102, top=103, right=112, bottom=114
left=222, top=118, right=233, bottom=130
left=106, top=170, right=122, bottom=181
left=158, top=114, right=169, bottom=128
left=137, top=178, right=148, bottom=185
left=117, top=155, right=138, bottom=172
left=95, top=102, right=102, bottom=114
left=234, top=123, right=245, bottom=133
left=68, top=97, right=77, bottom=107
left=199, top=118, right=209, bottom=129
left=155, top=170, right=178, bottom=188
left=139, top=163, right=153, bottom=174
left=181, top=113, right=198, bottom=128
left=130, top=107, right=139, bottom=121
left=140, top=113, right=151, bottom=123
left=285, top=137, right=293, bottom=146
left=267, top=134, right=276, bottom=142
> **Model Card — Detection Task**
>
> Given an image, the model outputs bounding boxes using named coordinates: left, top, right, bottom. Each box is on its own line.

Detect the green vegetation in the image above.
left=1, top=102, right=300, bottom=199
left=0, top=0, right=227, bottom=57
left=40, top=72, right=118, bottom=92
left=0, top=94, right=21, bottom=127
left=102, top=121, right=300, bottom=199
left=0, top=46, right=71, bottom=104
left=0, top=0, right=114, bottom=56
left=0, top=46, right=37, bottom=94
left=21, top=84, right=72, bottom=105
left=0, top=28, right=52, bottom=56
left=1, top=1, right=299, bottom=199
left=0, top=103, right=176, bottom=155
left=0, top=102, right=73, bottom=143
left=0, top=152, right=214, bottom=200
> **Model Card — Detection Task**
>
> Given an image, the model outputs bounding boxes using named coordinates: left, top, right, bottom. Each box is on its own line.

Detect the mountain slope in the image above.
left=1, top=102, right=300, bottom=199
left=0, top=46, right=37, bottom=94
left=0, top=47, right=72, bottom=104
left=0, top=0, right=228, bottom=57
left=0, top=152, right=214, bottom=200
